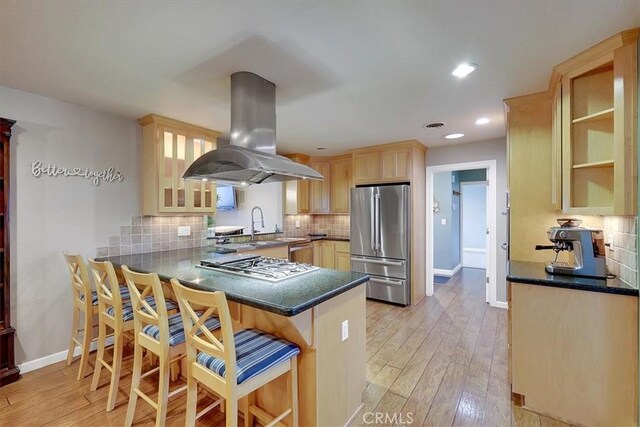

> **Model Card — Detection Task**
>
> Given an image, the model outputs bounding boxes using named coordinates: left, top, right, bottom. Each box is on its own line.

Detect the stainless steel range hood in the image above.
left=183, top=72, right=323, bottom=185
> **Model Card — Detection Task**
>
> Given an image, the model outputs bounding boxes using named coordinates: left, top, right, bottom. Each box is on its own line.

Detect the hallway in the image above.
left=353, top=268, right=571, bottom=426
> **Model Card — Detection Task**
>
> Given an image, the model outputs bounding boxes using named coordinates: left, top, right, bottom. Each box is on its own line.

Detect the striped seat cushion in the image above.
left=82, top=286, right=130, bottom=306
left=106, top=296, right=178, bottom=322
left=196, top=328, right=300, bottom=385
left=142, top=312, right=221, bottom=346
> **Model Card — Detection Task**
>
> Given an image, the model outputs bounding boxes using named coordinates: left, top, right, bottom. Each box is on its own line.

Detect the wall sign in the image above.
left=31, top=160, right=124, bottom=186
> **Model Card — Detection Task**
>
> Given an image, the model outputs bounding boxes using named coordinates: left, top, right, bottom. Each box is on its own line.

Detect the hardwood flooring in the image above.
left=1, top=268, right=571, bottom=426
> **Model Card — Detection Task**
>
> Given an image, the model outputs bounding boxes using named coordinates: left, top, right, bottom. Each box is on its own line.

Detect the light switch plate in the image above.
left=177, top=226, right=191, bottom=237
left=295, top=220, right=301, bottom=228
left=441, top=218, right=447, bottom=225
left=341, top=320, right=349, bottom=341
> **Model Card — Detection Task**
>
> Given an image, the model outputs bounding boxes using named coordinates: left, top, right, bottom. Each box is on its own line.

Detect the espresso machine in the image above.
left=535, top=218, right=607, bottom=279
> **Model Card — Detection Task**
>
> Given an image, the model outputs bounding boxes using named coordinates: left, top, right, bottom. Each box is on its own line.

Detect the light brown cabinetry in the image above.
left=330, top=155, right=352, bottom=214
left=312, top=240, right=351, bottom=272
left=352, top=141, right=417, bottom=185
left=139, top=114, right=221, bottom=216
left=309, top=159, right=331, bottom=214
left=509, top=282, right=637, bottom=426
left=553, top=29, right=637, bottom=215
left=284, top=154, right=311, bottom=215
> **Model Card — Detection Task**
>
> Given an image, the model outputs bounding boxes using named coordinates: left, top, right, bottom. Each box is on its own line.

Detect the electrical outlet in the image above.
left=177, top=226, right=191, bottom=237
left=341, top=320, right=349, bottom=341
left=295, top=220, right=301, bottom=228
left=441, top=218, right=447, bottom=225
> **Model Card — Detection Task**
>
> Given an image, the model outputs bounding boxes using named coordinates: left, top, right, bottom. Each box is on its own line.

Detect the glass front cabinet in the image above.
left=139, top=114, right=220, bottom=215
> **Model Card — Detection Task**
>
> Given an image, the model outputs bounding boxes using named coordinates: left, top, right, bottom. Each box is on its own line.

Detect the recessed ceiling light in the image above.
left=451, top=63, right=477, bottom=78
left=316, top=147, right=327, bottom=151
left=444, top=133, right=465, bottom=139
left=475, top=117, right=490, bottom=125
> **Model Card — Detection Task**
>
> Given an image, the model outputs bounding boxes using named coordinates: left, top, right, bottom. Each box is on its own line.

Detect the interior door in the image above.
left=377, top=185, right=409, bottom=260
left=350, top=187, right=375, bottom=257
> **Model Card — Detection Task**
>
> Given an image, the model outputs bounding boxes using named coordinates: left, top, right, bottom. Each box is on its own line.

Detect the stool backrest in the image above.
left=63, top=252, right=93, bottom=311
left=170, top=279, right=236, bottom=385
left=88, top=259, right=125, bottom=323
left=121, top=266, right=170, bottom=347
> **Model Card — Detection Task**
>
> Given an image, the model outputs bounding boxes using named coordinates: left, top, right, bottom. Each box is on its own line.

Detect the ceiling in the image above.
left=1, top=1, right=639, bottom=155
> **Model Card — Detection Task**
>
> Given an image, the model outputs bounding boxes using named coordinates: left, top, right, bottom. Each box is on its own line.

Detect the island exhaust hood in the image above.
left=182, top=72, right=324, bottom=185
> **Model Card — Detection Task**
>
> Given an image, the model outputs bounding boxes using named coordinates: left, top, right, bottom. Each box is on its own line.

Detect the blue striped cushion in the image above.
left=196, top=329, right=300, bottom=385
left=106, top=296, right=178, bottom=321
left=82, top=287, right=130, bottom=306
left=142, top=312, right=221, bottom=346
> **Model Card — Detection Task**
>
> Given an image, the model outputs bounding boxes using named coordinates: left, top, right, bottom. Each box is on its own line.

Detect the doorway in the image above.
left=426, top=160, right=498, bottom=306
left=461, top=181, right=488, bottom=269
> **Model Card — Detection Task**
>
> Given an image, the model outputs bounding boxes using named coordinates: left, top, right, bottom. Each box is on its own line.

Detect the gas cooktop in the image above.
left=197, top=256, right=319, bottom=282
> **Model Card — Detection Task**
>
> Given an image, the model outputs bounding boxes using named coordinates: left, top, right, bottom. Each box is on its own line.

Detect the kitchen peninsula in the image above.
left=99, top=247, right=369, bottom=427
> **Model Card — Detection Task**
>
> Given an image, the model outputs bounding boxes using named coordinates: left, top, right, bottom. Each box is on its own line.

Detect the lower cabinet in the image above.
left=509, top=282, right=637, bottom=426
left=312, top=240, right=351, bottom=272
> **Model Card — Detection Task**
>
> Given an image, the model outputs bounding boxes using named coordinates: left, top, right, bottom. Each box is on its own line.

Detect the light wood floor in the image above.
left=1, top=268, right=571, bottom=426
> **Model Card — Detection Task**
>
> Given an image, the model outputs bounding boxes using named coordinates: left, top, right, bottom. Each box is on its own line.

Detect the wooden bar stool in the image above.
left=122, top=266, right=219, bottom=427
left=171, top=278, right=300, bottom=427
left=87, top=258, right=138, bottom=411
left=63, top=252, right=101, bottom=380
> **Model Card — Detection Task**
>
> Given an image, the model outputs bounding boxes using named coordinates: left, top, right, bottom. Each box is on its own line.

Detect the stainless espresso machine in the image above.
left=535, top=218, right=607, bottom=279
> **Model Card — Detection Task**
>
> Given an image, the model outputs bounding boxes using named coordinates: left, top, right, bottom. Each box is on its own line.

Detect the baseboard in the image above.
left=491, top=301, right=508, bottom=310
left=18, top=336, right=114, bottom=374
left=434, top=264, right=462, bottom=278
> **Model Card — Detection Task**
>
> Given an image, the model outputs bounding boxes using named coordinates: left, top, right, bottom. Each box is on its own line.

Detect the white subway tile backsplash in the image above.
left=603, top=216, right=637, bottom=288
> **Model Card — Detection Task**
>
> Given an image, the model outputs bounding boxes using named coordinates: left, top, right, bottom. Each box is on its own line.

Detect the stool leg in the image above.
left=124, top=341, right=143, bottom=427
left=106, top=330, right=124, bottom=411
left=155, top=351, right=170, bottom=427
left=77, top=310, right=93, bottom=380
left=185, top=375, right=198, bottom=426
left=66, top=307, right=80, bottom=366
left=226, top=396, right=238, bottom=427
left=90, top=317, right=107, bottom=391
left=290, top=356, right=298, bottom=427
left=243, top=392, right=254, bottom=427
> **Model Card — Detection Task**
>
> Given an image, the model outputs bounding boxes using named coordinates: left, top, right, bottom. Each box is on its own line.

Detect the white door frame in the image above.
left=426, top=160, right=498, bottom=307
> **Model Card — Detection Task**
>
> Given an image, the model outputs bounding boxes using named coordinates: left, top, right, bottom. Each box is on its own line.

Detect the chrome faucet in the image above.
left=250, top=206, right=265, bottom=241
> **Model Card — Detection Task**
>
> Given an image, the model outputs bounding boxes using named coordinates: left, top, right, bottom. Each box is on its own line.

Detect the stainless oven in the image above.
left=289, top=242, right=313, bottom=265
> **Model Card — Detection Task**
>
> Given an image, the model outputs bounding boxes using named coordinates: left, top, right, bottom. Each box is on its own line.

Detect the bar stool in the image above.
left=122, top=266, right=220, bottom=427
left=88, top=258, right=139, bottom=411
left=171, top=278, right=300, bottom=427
left=64, top=252, right=103, bottom=380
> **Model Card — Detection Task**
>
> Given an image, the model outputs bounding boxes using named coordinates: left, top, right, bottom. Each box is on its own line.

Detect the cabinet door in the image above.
left=313, top=241, right=323, bottom=266
left=189, top=138, right=217, bottom=213
left=320, top=241, right=335, bottom=269
left=381, top=147, right=411, bottom=182
left=551, top=82, right=562, bottom=211
left=353, top=151, right=380, bottom=184
left=335, top=251, right=351, bottom=272
left=309, top=160, right=331, bottom=213
left=284, top=155, right=311, bottom=214
left=330, top=157, right=352, bottom=213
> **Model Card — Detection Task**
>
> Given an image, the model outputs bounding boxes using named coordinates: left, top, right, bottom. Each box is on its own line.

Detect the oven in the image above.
left=289, top=242, right=313, bottom=264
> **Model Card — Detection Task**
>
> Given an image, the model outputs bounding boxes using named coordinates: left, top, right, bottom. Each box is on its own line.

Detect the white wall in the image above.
left=214, top=183, right=284, bottom=234
left=461, top=182, right=487, bottom=269
left=427, top=138, right=508, bottom=302
left=0, top=86, right=140, bottom=365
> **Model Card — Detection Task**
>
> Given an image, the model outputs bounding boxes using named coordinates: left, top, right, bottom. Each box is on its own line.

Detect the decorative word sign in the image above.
left=31, top=160, right=125, bottom=186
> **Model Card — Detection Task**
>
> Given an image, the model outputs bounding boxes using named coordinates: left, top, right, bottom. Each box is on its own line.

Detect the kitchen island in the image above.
left=99, top=247, right=369, bottom=427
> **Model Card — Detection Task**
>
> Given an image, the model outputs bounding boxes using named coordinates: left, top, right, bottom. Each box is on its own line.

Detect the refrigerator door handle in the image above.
left=370, top=195, right=376, bottom=251
left=350, top=257, right=404, bottom=267
left=374, top=193, right=381, bottom=250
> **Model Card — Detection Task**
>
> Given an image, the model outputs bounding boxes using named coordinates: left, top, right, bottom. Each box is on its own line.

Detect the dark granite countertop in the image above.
left=507, top=261, right=638, bottom=297
left=97, top=247, right=369, bottom=316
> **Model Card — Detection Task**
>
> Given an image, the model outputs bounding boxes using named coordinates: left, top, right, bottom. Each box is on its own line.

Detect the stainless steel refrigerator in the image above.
left=350, top=184, right=411, bottom=305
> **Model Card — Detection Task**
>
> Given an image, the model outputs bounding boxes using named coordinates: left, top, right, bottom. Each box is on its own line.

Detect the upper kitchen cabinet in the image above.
left=309, top=158, right=332, bottom=213
left=138, top=114, right=221, bottom=216
left=330, top=155, right=352, bottom=214
left=352, top=141, right=421, bottom=185
left=556, top=29, right=638, bottom=215
left=284, top=154, right=311, bottom=214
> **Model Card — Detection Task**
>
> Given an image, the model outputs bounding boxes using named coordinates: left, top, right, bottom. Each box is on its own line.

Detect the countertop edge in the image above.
left=507, top=275, right=639, bottom=297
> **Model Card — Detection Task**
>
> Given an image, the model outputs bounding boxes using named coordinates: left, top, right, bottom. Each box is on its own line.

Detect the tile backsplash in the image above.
left=284, top=214, right=350, bottom=237
left=603, top=216, right=637, bottom=287
left=97, top=216, right=207, bottom=257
